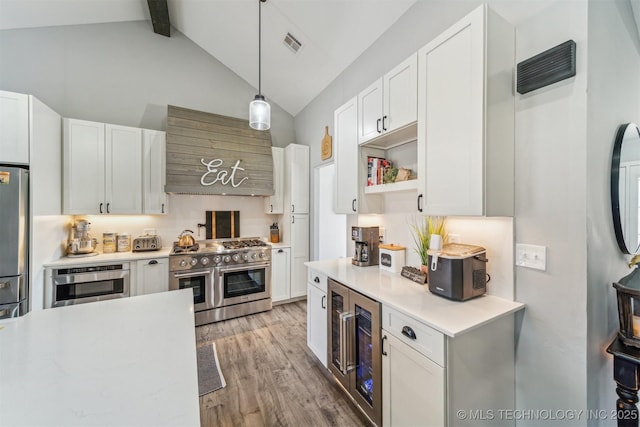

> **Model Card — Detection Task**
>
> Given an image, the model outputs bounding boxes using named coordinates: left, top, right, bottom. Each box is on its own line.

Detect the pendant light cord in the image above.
left=258, top=0, right=264, bottom=96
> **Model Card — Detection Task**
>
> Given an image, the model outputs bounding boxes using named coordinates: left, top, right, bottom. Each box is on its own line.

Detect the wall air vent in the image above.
left=283, top=32, right=302, bottom=54
left=517, top=40, right=576, bottom=94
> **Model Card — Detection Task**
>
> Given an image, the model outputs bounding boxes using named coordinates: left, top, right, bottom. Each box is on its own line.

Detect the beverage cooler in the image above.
left=327, top=278, right=382, bottom=425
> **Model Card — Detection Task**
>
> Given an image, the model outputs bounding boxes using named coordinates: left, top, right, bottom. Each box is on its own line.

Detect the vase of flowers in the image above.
left=410, top=216, right=446, bottom=278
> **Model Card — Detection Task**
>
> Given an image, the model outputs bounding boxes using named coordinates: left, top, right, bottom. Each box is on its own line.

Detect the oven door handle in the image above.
left=172, top=270, right=212, bottom=279
left=216, top=262, right=271, bottom=275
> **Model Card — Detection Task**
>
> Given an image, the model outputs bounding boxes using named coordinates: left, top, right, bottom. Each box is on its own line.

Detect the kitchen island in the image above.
left=0, top=289, right=200, bottom=426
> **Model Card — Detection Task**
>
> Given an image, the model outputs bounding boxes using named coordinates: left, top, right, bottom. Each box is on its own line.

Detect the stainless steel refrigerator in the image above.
left=0, top=165, right=29, bottom=318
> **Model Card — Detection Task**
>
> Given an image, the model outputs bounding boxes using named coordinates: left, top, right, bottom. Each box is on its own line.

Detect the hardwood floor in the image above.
left=196, top=301, right=370, bottom=427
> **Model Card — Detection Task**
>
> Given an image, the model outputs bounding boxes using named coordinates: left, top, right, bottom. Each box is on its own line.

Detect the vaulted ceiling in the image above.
left=0, top=0, right=417, bottom=116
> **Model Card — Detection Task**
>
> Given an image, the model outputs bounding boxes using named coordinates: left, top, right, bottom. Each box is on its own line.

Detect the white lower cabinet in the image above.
left=306, top=269, right=327, bottom=367
left=271, top=247, right=291, bottom=303
left=382, top=331, right=445, bottom=427
left=133, top=257, right=169, bottom=297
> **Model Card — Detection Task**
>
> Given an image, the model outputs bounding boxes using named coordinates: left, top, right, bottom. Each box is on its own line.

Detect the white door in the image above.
left=290, top=214, right=309, bottom=298
left=271, top=247, right=291, bottom=302
left=288, top=144, right=309, bottom=214
left=358, top=78, right=383, bottom=144
left=63, top=119, right=105, bottom=214
left=383, top=53, right=418, bottom=133
left=106, top=124, right=142, bottom=214
left=316, top=163, right=347, bottom=260
left=0, top=91, right=29, bottom=165
left=142, top=130, right=167, bottom=214
left=135, top=258, right=169, bottom=296
left=307, top=282, right=327, bottom=367
left=333, top=97, right=358, bottom=214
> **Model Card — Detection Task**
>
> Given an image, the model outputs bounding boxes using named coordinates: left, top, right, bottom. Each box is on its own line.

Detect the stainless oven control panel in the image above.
left=169, top=248, right=271, bottom=272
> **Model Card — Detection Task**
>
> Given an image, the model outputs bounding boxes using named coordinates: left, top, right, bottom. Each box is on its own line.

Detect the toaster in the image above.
left=132, top=235, right=162, bottom=252
left=427, top=243, right=488, bottom=301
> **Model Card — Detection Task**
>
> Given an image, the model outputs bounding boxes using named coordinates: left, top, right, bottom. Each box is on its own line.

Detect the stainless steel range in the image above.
left=169, top=237, right=271, bottom=326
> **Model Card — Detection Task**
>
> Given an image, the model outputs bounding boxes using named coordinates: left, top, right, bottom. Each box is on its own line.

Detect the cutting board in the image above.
left=321, top=126, right=332, bottom=160
left=205, top=211, right=240, bottom=239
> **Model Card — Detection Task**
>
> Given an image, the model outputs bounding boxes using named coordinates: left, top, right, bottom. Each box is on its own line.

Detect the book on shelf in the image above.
left=367, top=156, right=392, bottom=186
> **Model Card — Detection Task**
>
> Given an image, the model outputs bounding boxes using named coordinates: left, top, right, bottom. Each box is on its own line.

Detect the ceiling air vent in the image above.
left=283, top=32, right=302, bottom=54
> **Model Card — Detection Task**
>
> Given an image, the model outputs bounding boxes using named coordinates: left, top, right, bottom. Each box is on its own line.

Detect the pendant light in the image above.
left=250, top=0, right=270, bottom=130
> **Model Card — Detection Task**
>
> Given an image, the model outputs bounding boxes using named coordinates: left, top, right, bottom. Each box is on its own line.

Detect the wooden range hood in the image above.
left=165, top=105, right=274, bottom=196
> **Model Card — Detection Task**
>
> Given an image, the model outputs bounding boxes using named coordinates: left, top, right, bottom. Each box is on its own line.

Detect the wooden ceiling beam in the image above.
left=147, top=0, right=170, bottom=37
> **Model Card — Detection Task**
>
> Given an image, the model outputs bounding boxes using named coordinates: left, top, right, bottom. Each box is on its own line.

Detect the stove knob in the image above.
left=190, top=258, right=198, bottom=266
left=224, top=255, right=231, bottom=263
left=251, top=253, right=257, bottom=259
left=259, top=252, right=266, bottom=259
left=201, top=257, right=210, bottom=266
left=232, top=254, right=240, bottom=262
left=242, top=254, right=249, bottom=261
left=213, top=256, right=221, bottom=264
left=179, top=259, right=187, bottom=267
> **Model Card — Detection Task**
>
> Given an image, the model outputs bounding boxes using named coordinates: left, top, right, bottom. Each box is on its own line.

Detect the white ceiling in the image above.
left=0, top=0, right=417, bottom=116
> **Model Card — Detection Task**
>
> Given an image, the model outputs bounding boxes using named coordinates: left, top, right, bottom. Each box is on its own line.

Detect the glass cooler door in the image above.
left=328, top=279, right=350, bottom=390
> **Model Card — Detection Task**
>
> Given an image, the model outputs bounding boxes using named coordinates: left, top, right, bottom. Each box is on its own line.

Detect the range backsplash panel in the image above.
left=165, top=105, right=274, bottom=196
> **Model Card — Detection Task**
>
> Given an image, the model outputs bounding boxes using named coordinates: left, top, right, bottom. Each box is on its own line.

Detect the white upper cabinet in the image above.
left=142, top=129, right=167, bottom=214
left=105, top=124, right=142, bottom=214
left=63, top=119, right=106, bottom=214
left=0, top=91, right=29, bottom=165
left=63, top=119, right=143, bottom=215
left=358, top=53, right=417, bottom=145
left=265, top=146, right=284, bottom=214
left=285, top=144, right=309, bottom=215
left=334, top=96, right=383, bottom=214
left=417, top=5, right=514, bottom=216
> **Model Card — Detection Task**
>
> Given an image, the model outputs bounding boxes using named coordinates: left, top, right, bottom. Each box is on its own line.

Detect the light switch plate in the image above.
left=515, top=243, right=547, bottom=271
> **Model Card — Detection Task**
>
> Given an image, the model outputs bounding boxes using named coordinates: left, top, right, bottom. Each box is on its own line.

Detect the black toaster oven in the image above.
left=427, top=244, right=488, bottom=301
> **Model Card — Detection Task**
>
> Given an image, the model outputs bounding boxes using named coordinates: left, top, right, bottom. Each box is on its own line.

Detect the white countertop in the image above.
left=44, top=247, right=172, bottom=267
left=271, top=242, right=291, bottom=249
left=305, top=258, right=524, bottom=337
left=0, top=289, right=200, bottom=426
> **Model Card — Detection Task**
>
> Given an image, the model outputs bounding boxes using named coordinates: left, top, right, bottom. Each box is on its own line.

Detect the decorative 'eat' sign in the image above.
left=200, top=158, right=249, bottom=188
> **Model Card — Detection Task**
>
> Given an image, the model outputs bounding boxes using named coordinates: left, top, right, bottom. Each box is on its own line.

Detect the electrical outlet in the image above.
left=515, top=243, right=546, bottom=271
left=448, top=233, right=460, bottom=243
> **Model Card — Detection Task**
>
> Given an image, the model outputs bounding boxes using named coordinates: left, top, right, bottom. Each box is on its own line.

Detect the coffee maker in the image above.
left=351, top=226, right=380, bottom=267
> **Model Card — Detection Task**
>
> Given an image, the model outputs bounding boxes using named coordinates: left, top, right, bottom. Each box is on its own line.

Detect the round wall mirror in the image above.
left=612, top=123, right=640, bottom=254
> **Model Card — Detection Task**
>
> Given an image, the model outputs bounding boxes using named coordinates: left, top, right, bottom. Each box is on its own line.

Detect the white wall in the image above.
left=587, top=0, right=640, bottom=420
left=0, top=21, right=295, bottom=147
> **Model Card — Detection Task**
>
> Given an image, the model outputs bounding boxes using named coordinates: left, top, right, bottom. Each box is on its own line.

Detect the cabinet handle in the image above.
left=402, top=326, right=417, bottom=340
left=292, top=216, right=295, bottom=224
left=376, top=118, right=382, bottom=134
left=0, top=281, right=9, bottom=289
left=99, top=203, right=104, bottom=214
left=106, top=203, right=111, bottom=214
left=417, top=194, right=423, bottom=212
left=292, top=204, right=295, bottom=213
left=314, top=276, right=320, bottom=283
left=270, top=204, right=273, bottom=213
left=382, top=115, right=388, bottom=131
left=321, top=295, right=326, bottom=309
left=161, top=203, right=165, bottom=214
left=148, top=260, right=158, bottom=265
left=278, top=249, right=284, bottom=253
left=352, top=199, right=356, bottom=212
left=382, top=335, right=388, bottom=356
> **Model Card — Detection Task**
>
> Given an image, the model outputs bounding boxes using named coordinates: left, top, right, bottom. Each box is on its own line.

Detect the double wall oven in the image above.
left=169, top=238, right=271, bottom=326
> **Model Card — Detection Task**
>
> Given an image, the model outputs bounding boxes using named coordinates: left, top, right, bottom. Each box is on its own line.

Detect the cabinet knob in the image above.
left=148, top=260, right=158, bottom=265
left=314, top=276, right=320, bottom=283
left=278, top=249, right=284, bottom=253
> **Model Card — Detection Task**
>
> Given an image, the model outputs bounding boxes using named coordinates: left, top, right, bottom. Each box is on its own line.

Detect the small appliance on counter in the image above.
left=352, top=226, right=380, bottom=267
left=132, top=229, right=162, bottom=252
left=379, top=244, right=405, bottom=273
left=427, top=243, right=488, bottom=301
left=67, top=218, right=98, bottom=256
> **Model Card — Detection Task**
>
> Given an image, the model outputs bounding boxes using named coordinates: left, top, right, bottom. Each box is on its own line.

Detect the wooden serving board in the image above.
left=321, top=126, right=332, bottom=160
left=206, top=211, right=240, bottom=239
